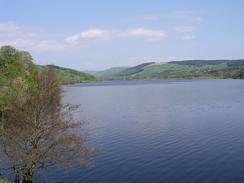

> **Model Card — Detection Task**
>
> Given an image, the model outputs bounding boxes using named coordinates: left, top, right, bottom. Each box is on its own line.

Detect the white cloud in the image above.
left=65, top=28, right=167, bottom=44
left=125, top=29, right=167, bottom=41
left=1, top=19, right=199, bottom=53
left=80, top=29, right=110, bottom=39
left=65, top=28, right=111, bottom=45
left=0, top=22, right=65, bottom=53
left=64, top=34, right=80, bottom=45
left=181, top=35, right=196, bottom=41
left=175, top=26, right=196, bottom=32
left=1, top=22, right=168, bottom=52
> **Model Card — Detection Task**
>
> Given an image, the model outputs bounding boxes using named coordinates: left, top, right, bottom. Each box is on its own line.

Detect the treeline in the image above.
left=0, top=46, right=95, bottom=183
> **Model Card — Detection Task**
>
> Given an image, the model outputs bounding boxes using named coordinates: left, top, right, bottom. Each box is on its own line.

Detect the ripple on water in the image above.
left=46, top=80, right=244, bottom=183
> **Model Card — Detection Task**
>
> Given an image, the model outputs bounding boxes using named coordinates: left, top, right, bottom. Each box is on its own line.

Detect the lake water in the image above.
left=53, top=80, right=244, bottom=183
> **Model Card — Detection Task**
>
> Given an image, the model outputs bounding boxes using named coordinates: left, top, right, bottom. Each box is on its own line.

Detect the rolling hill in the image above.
left=38, top=65, right=97, bottom=84
left=93, top=60, right=244, bottom=80
left=90, top=67, right=129, bottom=80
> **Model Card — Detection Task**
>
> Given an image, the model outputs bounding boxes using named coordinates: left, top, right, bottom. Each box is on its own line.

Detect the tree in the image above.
left=0, top=46, right=18, bottom=67
left=0, top=46, right=37, bottom=131
left=0, top=46, right=96, bottom=183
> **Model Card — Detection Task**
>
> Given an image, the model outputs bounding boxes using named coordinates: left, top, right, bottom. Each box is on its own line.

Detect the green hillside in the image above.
left=94, top=60, right=244, bottom=80
left=38, top=65, right=97, bottom=84
left=118, top=62, right=154, bottom=76
left=91, top=67, right=129, bottom=80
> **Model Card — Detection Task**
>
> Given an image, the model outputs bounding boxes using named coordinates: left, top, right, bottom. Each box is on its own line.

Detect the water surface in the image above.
left=53, top=80, right=244, bottom=183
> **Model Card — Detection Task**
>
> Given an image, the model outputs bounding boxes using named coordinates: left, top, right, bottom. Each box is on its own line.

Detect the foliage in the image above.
left=0, top=46, right=38, bottom=119
left=0, top=46, right=96, bottom=183
left=0, top=46, right=97, bottom=86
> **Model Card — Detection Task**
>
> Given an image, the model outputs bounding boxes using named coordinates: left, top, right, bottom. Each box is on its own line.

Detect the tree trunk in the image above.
left=22, top=163, right=35, bottom=183
left=13, top=166, right=20, bottom=183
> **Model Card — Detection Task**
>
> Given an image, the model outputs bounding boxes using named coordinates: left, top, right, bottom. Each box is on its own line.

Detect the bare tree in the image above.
left=0, top=68, right=96, bottom=183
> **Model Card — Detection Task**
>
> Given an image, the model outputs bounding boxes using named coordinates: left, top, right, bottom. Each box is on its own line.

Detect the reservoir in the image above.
left=51, top=80, right=244, bottom=183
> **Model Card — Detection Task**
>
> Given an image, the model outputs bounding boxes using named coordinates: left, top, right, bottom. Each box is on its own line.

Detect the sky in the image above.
left=0, top=0, right=244, bottom=71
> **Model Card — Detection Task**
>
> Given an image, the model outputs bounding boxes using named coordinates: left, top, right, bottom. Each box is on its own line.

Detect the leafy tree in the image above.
left=0, top=46, right=37, bottom=130
left=0, top=46, right=96, bottom=183
left=0, top=46, right=18, bottom=67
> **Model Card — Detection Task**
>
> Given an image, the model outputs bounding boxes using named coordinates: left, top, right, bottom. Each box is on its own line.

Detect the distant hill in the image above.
left=118, top=62, right=154, bottom=76
left=169, top=59, right=244, bottom=67
left=92, top=60, right=244, bottom=80
left=38, top=65, right=97, bottom=84
left=90, top=67, right=129, bottom=80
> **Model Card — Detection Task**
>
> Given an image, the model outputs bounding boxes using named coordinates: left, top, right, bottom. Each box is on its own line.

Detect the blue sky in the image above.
left=0, top=0, right=243, bottom=70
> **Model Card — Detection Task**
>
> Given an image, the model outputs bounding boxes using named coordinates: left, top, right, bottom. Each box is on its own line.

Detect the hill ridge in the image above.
left=92, top=59, right=244, bottom=80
